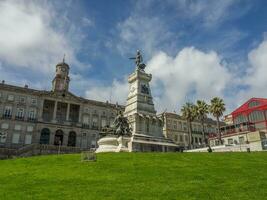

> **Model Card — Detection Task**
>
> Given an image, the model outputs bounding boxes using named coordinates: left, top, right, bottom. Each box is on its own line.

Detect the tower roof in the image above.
left=56, top=54, right=69, bottom=69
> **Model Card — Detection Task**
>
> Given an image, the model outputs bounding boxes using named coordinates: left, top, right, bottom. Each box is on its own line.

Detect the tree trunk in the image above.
left=216, top=116, right=222, bottom=145
left=201, top=119, right=206, bottom=147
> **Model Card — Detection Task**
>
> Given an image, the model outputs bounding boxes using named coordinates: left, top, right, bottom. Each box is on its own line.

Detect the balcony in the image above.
left=15, top=116, right=24, bottom=121
left=27, top=117, right=37, bottom=122
left=2, top=114, right=12, bottom=119
left=82, top=123, right=90, bottom=129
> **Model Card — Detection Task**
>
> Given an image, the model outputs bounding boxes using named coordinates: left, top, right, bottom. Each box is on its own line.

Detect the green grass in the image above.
left=0, top=152, right=267, bottom=200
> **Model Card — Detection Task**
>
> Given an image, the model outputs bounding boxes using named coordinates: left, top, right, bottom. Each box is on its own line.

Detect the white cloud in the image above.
left=85, top=78, right=128, bottom=105
left=234, top=39, right=267, bottom=101
left=146, top=47, right=231, bottom=112
left=0, top=0, right=80, bottom=74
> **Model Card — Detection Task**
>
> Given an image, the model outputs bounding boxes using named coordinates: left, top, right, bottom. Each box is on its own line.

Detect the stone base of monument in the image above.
left=96, top=135, right=131, bottom=153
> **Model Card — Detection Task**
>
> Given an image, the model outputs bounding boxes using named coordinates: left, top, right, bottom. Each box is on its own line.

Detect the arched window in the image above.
left=40, top=128, right=50, bottom=144
left=248, top=111, right=264, bottom=122
left=68, top=131, right=76, bottom=147
left=54, top=129, right=64, bottom=145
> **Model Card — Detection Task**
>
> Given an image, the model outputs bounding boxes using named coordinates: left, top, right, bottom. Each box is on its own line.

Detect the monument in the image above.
left=96, top=50, right=177, bottom=153
left=95, top=111, right=132, bottom=153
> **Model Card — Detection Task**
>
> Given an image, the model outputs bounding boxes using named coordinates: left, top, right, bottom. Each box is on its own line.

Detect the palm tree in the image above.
left=195, top=100, right=209, bottom=146
left=210, top=97, right=225, bottom=145
left=181, top=102, right=197, bottom=149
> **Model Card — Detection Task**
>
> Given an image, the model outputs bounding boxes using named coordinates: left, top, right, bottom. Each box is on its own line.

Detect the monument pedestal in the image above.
left=96, top=135, right=131, bottom=153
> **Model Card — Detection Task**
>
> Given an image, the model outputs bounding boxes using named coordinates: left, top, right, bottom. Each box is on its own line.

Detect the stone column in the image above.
left=38, top=99, right=44, bottom=121
left=52, top=101, right=58, bottom=122
left=66, top=103, right=70, bottom=121
left=78, top=105, right=82, bottom=123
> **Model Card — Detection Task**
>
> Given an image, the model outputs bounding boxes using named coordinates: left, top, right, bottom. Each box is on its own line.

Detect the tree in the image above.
left=209, top=97, right=225, bottom=145
left=195, top=100, right=209, bottom=146
left=181, top=102, right=197, bottom=149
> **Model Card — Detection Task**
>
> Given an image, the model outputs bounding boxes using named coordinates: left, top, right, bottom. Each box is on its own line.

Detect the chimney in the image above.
left=1, top=80, right=5, bottom=84
left=24, top=84, right=28, bottom=88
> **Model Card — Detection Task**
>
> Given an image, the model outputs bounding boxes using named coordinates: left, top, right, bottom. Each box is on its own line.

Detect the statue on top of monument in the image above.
left=129, top=50, right=146, bottom=71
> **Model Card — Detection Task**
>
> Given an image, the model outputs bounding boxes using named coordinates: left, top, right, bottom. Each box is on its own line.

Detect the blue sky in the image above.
left=0, top=0, right=267, bottom=114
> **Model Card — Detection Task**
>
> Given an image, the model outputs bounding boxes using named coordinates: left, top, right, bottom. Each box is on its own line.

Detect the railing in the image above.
left=15, top=116, right=24, bottom=120
left=2, top=114, right=12, bottom=119
left=82, top=123, right=91, bottom=129
left=27, top=117, right=37, bottom=122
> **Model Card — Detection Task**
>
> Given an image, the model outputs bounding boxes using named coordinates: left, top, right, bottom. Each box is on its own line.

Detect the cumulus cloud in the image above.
left=146, top=47, right=231, bottom=112
left=0, top=0, right=79, bottom=74
left=85, top=78, right=128, bottom=105
left=232, top=39, right=267, bottom=103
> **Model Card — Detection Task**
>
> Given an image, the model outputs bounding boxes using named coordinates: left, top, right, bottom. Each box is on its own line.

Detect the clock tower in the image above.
left=52, top=57, right=70, bottom=92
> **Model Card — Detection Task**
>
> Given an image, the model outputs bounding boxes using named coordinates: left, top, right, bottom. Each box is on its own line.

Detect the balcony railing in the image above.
left=15, top=116, right=24, bottom=121
left=27, top=117, right=37, bottom=122
left=2, top=114, right=12, bottom=119
left=82, top=123, right=90, bottom=129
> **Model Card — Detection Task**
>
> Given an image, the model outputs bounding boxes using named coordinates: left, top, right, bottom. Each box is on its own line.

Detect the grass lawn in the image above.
left=0, top=152, right=267, bottom=200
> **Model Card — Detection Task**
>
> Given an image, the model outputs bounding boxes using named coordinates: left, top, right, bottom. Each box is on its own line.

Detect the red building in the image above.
left=231, top=97, right=267, bottom=129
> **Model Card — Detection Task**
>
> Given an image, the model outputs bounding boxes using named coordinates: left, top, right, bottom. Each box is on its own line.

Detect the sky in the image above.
left=0, top=0, right=267, bottom=114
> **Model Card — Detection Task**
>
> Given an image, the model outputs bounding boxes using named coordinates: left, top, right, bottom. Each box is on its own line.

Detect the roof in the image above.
left=231, top=97, right=267, bottom=117
left=0, top=82, right=124, bottom=110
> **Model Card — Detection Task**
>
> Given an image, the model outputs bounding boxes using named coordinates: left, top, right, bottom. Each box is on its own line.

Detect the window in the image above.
left=179, top=135, right=183, bottom=142
left=27, top=126, right=33, bottom=132
left=92, top=117, right=98, bottom=128
left=83, top=115, right=90, bottom=124
left=248, top=101, right=260, bottom=108
left=20, top=96, right=25, bottom=103
left=25, top=135, right=32, bottom=144
left=228, top=138, right=233, bottom=145
left=178, top=122, right=182, bottom=130
left=235, top=114, right=247, bottom=124
left=14, top=125, right=22, bottom=131
left=4, top=106, right=12, bottom=116
left=0, top=92, right=2, bottom=98
left=185, top=135, right=188, bottom=142
left=28, top=108, right=36, bottom=119
left=7, top=94, right=14, bottom=101
left=195, top=137, right=198, bottom=143
left=173, top=121, right=177, bottom=129
left=101, top=118, right=107, bottom=127
left=1, top=123, right=9, bottom=129
left=174, top=135, right=178, bottom=141
left=183, top=123, right=188, bottom=131
left=249, top=111, right=264, bottom=122
left=199, top=138, right=202, bottom=144
left=12, top=133, right=20, bottom=144
left=31, top=98, right=37, bottom=105
left=16, top=108, right=24, bottom=118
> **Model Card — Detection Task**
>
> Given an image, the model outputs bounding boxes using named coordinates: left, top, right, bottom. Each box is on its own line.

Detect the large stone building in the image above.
left=161, top=112, right=218, bottom=149
left=0, top=60, right=123, bottom=150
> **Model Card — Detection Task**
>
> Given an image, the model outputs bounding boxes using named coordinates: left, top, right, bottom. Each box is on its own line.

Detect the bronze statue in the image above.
left=100, top=111, right=131, bottom=137
left=129, top=50, right=146, bottom=70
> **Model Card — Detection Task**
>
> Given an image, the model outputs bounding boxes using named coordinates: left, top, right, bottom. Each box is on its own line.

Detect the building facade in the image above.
left=161, top=112, right=218, bottom=149
left=0, top=61, right=123, bottom=150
